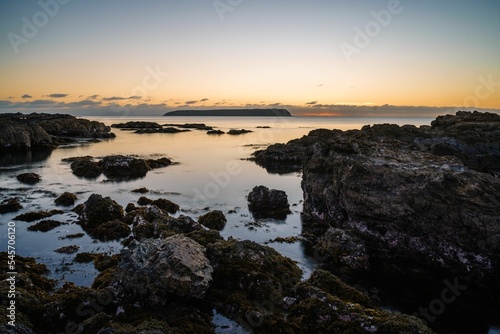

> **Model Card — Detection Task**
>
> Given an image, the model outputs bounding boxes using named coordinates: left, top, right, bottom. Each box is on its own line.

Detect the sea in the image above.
left=1, top=116, right=498, bottom=333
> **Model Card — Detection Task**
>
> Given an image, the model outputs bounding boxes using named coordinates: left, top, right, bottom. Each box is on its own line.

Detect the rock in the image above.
left=227, top=129, right=253, bottom=135
left=55, top=245, right=80, bottom=254
left=154, top=214, right=203, bottom=234
left=100, top=155, right=151, bottom=179
left=164, top=123, right=214, bottom=130
left=111, top=121, right=162, bottom=129
left=91, top=220, right=131, bottom=241
left=198, top=210, right=226, bottom=231
left=16, top=172, right=41, bottom=185
left=131, top=187, right=149, bottom=193
left=14, top=210, right=62, bottom=222
left=207, top=130, right=225, bottom=135
left=54, top=192, right=77, bottom=206
left=115, top=235, right=213, bottom=306
left=135, top=127, right=190, bottom=134
left=137, top=196, right=153, bottom=206
left=0, top=197, right=22, bottom=213
left=70, top=157, right=102, bottom=178
left=27, top=220, right=63, bottom=232
left=315, top=227, right=369, bottom=272
left=0, top=113, right=114, bottom=153
left=151, top=198, right=180, bottom=214
left=146, top=157, right=172, bottom=169
left=247, top=185, right=291, bottom=219
left=80, top=194, right=124, bottom=229
left=125, top=203, right=137, bottom=213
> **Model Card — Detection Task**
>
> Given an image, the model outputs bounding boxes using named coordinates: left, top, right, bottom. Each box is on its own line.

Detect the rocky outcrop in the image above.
left=66, top=155, right=173, bottom=180
left=111, top=121, right=162, bottom=129
left=16, top=172, right=41, bottom=185
left=79, top=194, right=124, bottom=229
left=228, top=129, right=253, bottom=135
left=54, top=192, right=77, bottom=206
left=198, top=210, right=226, bottom=230
left=247, top=185, right=291, bottom=219
left=0, top=197, right=22, bottom=213
left=207, top=129, right=225, bottom=135
left=115, top=235, right=213, bottom=306
left=0, top=113, right=115, bottom=153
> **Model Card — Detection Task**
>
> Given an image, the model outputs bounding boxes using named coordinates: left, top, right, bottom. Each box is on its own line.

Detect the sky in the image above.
left=0, top=0, right=499, bottom=116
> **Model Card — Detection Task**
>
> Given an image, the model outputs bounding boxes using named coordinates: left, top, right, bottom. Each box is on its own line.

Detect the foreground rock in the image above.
left=54, top=192, right=77, bottom=206
left=0, top=113, right=115, bottom=153
left=16, top=172, right=41, bottom=184
left=79, top=194, right=124, bottom=229
left=114, top=235, right=213, bottom=306
left=0, top=197, right=22, bottom=213
left=198, top=210, right=226, bottom=230
left=252, top=111, right=500, bottom=327
left=66, top=155, right=173, bottom=180
left=247, top=185, right=291, bottom=219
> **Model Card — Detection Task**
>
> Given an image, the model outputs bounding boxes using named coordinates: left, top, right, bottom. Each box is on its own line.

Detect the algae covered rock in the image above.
left=100, top=155, right=151, bottom=179
left=16, top=172, right=41, bottom=185
left=80, top=194, right=124, bottom=229
left=0, top=197, right=22, bottom=214
left=247, top=185, right=291, bottom=219
left=198, top=210, right=227, bottom=230
left=115, top=235, right=213, bottom=307
left=54, top=192, right=77, bottom=206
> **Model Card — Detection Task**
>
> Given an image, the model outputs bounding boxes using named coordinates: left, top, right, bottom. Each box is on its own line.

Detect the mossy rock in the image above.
left=133, top=222, right=155, bottom=240
left=55, top=192, right=77, bottom=206
left=14, top=209, right=62, bottom=222
left=27, top=219, right=63, bottom=232
left=151, top=198, right=180, bottom=214
left=186, top=229, right=224, bottom=247
left=91, top=220, right=131, bottom=241
left=198, top=210, right=227, bottom=231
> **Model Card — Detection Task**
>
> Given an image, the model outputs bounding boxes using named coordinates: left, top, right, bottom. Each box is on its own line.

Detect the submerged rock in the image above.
left=207, top=129, right=225, bottom=135
left=54, top=192, right=77, bottom=206
left=131, top=187, right=149, bottom=193
left=0, top=197, right=22, bottom=213
left=198, top=210, right=226, bottom=231
left=247, top=185, right=291, bottom=219
left=16, top=172, right=41, bottom=185
left=27, top=220, right=63, bottom=232
left=227, top=129, right=253, bottom=135
left=14, top=209, right=62, bottom=222
left=115, top=235, right=213, bottom=306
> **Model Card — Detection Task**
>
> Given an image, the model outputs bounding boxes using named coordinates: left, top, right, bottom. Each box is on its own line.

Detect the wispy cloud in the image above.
left=21, top=94, right=32, bottom=99
left=185, top=100, right=198, bottom=105
left=306, top=101, right=318, bottom=105
left=102, top=95, right=141, bottom=101
left=87, top=94, right=100, bottom=100
left=46, top=93, right=68, bottom=98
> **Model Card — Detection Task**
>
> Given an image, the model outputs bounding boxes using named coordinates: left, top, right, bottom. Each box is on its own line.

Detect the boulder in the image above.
left=16, top=172, right=41, bottom=185
left=0, top=197, right=22, bottom=213
left=137, top=196, right=153, bottom=206
left=227, top=129, right=253, bottom=135
left=131, top=187, right=149, bottom=193
left=115, top=235, right=213, bottom=306
left=91, top=220, right=131, bottom=241
left=79, top=194, right=124, bottom=229
left=146, top=157, right=172, bottom=168
left=198, top=210, right=226, bottom=231
left=151, top=198, right=180, bottom=214
left=207, top=130, right=225, bottom=135
left=111, top=121, right=162, bottom=129
left=70, top=157, right=102, bottom=178
left=100, top=155, right=151, bottom=179
left=54, top=192, right=77, bottom=206
left=14, top=210, right=62, bottom=222
left=27, top=220, right=63, bottom=232
left=247, top=185, right=291, bottom=219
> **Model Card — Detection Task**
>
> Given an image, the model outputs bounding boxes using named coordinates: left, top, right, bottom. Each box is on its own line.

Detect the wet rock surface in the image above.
left=0, top=112, right=115, bottom=153
left=54, top=192, right=77, bottom=206
left=0, top=197, right=22, bottom=213
left=227, top=129, right=253, bottom=135
left=247, top=185, right=291, bottom=219
left=16, top=172, right=41, bottom=185
left=79, top=194, right=124, bottom=229
left=198, top=210, right=227, bottom=230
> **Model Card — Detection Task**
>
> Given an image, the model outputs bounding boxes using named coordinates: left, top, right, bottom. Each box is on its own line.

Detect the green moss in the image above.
left=186, top=229, right=223, bottom=247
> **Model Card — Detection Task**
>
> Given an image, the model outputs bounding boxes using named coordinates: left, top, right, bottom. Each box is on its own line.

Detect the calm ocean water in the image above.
left=0, top=116, right=433, bottom=286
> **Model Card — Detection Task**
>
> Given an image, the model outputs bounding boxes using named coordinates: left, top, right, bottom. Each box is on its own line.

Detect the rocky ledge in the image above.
left=251, top=111, right=500, bottom=325
left=0, top=113, right=115, bottom=153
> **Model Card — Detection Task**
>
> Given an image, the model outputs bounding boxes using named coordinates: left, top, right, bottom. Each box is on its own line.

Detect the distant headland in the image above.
left=164, top=109, right=292, bottom=117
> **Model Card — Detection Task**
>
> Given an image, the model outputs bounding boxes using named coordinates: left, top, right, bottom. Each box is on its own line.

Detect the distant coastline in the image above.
left=164, top=109, right=292, bottom=117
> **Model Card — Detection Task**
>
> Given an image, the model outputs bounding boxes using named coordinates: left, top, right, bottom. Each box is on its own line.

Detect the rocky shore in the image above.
left=251, top=111, right=500, bottom=330
left=0, top=113, right=115, bottom=153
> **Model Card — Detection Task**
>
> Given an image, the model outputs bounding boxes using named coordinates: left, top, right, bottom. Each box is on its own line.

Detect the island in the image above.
left=164, top=109, right=292, bottom=117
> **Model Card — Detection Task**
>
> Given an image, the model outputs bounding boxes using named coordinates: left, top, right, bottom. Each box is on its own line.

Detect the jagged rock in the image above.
left=0, top=197, right=22, bottom=213
left=0, top=113, right=114, bottom=153
left=54, top=192, right=77, bottom=206
left=150, top=198, right=180, bottom=214
left=80, top=194, right=124, bottom=229
left=154, top=214, right=202, bottom=234
left=198, top=210, right=226, bottom=231
left=247, top=185, right=291, bottom=219
left=115, top=235, right=213, bottom=306
left=16, top=172, right=41, bottom=185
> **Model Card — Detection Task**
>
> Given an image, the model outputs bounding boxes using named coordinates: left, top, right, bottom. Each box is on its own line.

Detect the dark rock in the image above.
left=151, top=198, right=180, bottom=214
left=198, top=210, right=226, bottom=231
left=27, top=220, right=63, bottom=232
left=0, top=113, right=114, bottom=153
left=247, top=185, right=291, bottom=219
left=137, top=196, right=153, bottom=206
left=125, top=203, right=137, bottom=213
left=146, top=157, right=172, bottom=168
left=135, top=127, right=190, bottom=134
left=54, top=192, right=77, bottom=206
left=72, top=203, right=84, bottom=215
left=100, top=155, right=151, bottom=179
left=90, top=220, right=131, bottom=241
left=111, top=121, right=162, bottom=129
left=59, top=233, right=84, bottom=240
left=154, top=214, right=203, bottom=234
left=185, top=229, right=224, bottom=247
left=80, top=194, right=124, bottom=229
left=55, top=245, right=80, bottom=254
left=16, top=172, right=41, bottom=185
left=163, top=123, right=214, bottom=130
left=14, top=210, right=60, bottom=222
left=70, top=157, right=102, bottom=178
left=115, top=235, right=213, bottom=306
left=131, top=187, right=149, bottom=193
left=0, top=197, right=22, bottom=213
left=227, top=129, right=253, bottom=135
left=207, top=130, right=225, bottom=135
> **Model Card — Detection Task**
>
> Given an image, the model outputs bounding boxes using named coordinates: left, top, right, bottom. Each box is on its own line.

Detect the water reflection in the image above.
left=0, top=150, right=53, bottom=167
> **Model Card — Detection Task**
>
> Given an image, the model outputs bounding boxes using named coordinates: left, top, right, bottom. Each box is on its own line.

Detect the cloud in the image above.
left=306, top=101, right=318, bottom=105
left=317, top=84, right=324, bottom=87
left=102, top=96, right=141, bottom=101
left=185, top=100, right=198, bottom=105
left=21, top=94, right=32, bottom=99
left=25, top=99, right=59, bottom=105
left=200, top=98, right=209, bottom=102
left=65, top=100, right=102, bottom=107
left=46, top=93, right=68, bottom=98
left=87, top=94, right=100, bottom=100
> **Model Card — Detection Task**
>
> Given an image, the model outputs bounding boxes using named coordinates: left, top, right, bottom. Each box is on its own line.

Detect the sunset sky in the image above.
left=1, top=0, right=499, bottom=116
